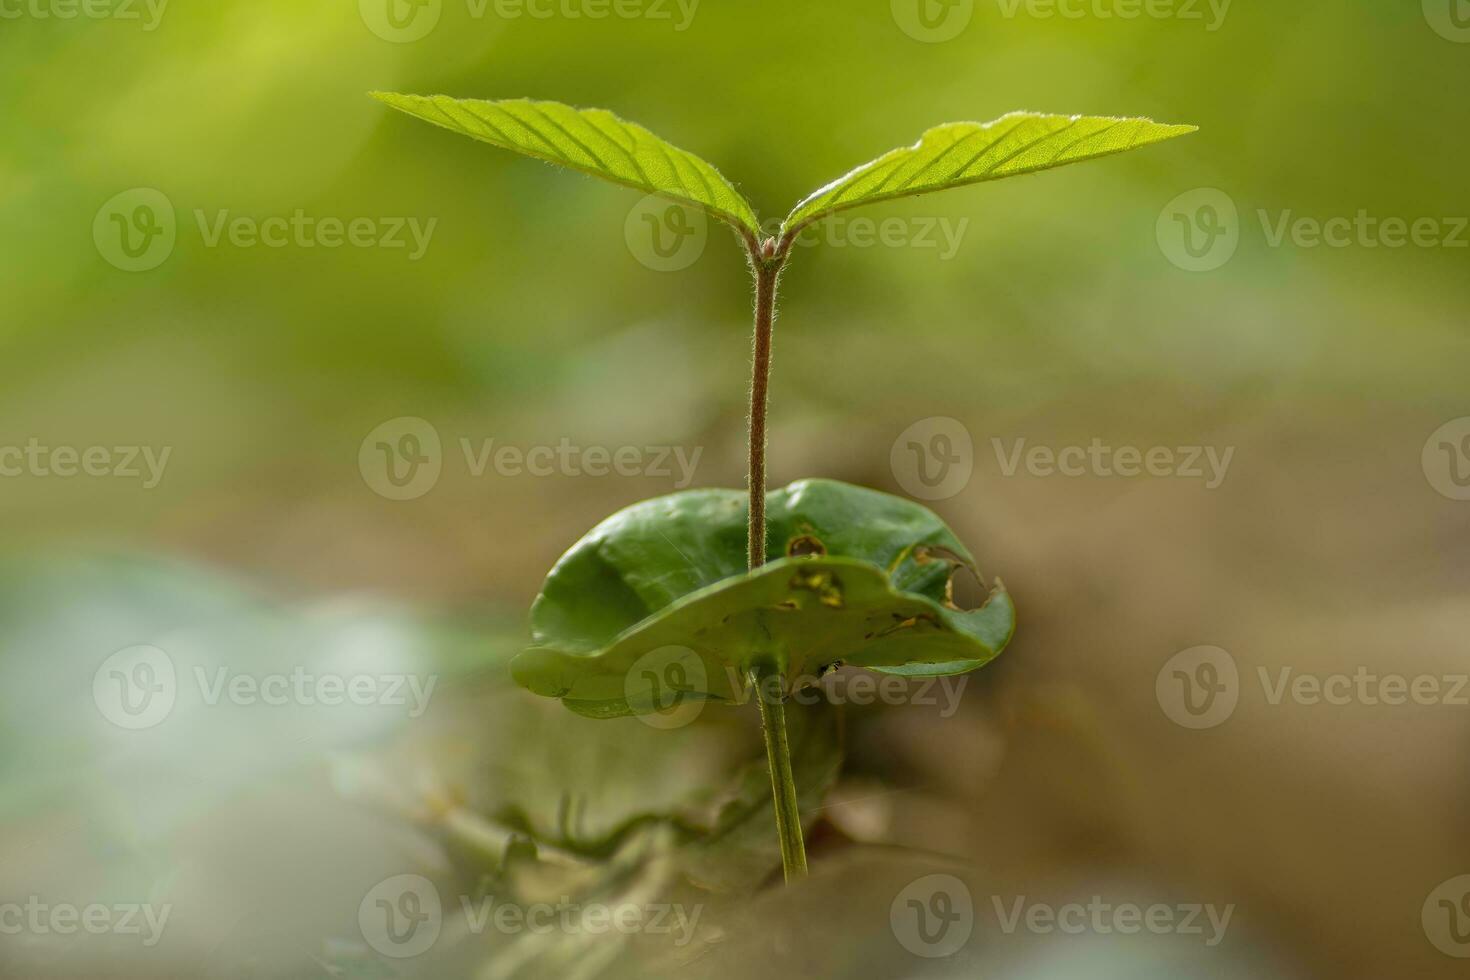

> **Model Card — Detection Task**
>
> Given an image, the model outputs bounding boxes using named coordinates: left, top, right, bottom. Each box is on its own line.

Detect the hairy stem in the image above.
left=747, top=254, right=781, bottom=569
left=751, top=662, right=808, bottom=882
left=745, top=239, right=806, bottom=883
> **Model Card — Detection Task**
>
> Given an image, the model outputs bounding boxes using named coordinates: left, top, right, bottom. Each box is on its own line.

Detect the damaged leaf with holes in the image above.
left=511, top=479, right=1015, bottom=718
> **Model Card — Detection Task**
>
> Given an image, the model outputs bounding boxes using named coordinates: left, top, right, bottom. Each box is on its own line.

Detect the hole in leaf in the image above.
left=947, top=564, right=990, bottom=611
left=913, top=544, right=966, bottom=566
left=912, top=544, right=990, bottom=610
left=786, top=534, right=827, bottom=557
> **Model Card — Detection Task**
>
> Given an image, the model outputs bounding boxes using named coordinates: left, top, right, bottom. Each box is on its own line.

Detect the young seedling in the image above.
left=372, top=92, right=1195, bottom=883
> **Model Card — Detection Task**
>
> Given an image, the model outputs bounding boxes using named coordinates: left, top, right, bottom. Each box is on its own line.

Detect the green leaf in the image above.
left=511, top=479, right=1014, bottom=718
left=371, top=93, right=761, bottom=239
left=782, top=112, right=1197, bottom=236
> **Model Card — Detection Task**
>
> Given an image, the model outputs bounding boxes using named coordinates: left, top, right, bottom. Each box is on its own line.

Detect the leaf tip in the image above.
left=368, top=90, right=414, bottom=112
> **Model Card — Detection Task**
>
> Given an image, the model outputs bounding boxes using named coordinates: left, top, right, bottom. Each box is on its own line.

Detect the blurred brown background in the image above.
left=1, top=1, right=1467, bottom=977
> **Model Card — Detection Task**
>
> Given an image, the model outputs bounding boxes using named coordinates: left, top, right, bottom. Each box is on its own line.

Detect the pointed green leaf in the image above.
left=782, top=112, right=1197, bottom=236
left=372, top=93, right=761, bottom=239
left=511, top=479, right=1015, bottom=718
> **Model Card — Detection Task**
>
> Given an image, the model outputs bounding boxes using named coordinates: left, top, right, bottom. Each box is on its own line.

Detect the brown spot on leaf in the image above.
left=789, top=568, right=844, bottom=608
left=786, top=534, right=827, bottom=557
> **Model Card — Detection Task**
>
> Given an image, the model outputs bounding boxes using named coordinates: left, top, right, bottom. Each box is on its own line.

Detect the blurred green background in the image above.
left=2, top=1, right=1468, bottom=977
